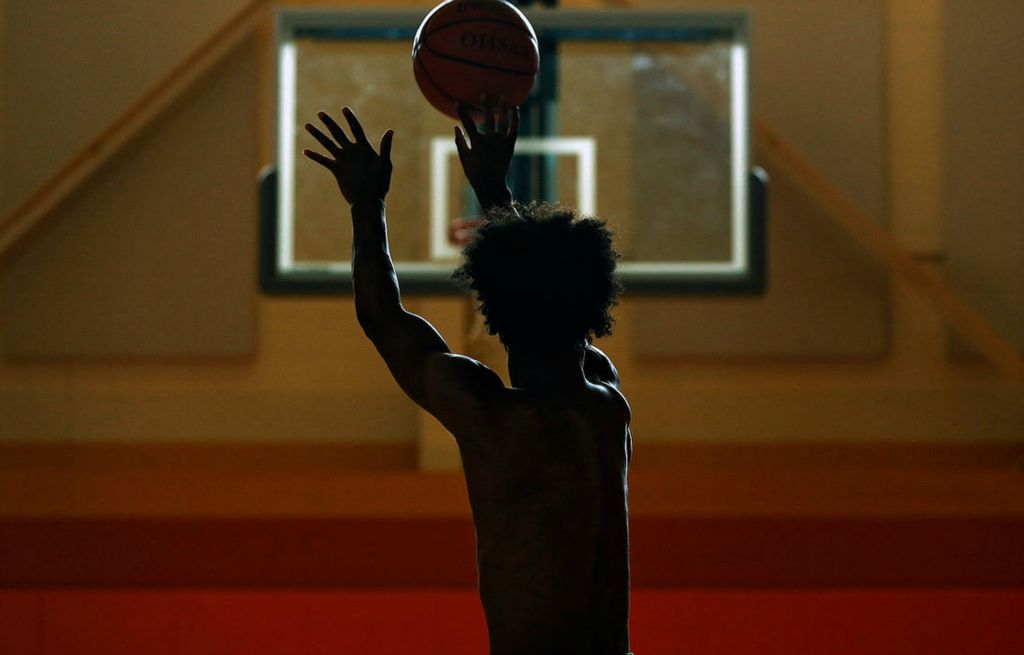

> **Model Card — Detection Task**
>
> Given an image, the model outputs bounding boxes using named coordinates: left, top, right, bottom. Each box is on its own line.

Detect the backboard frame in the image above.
left=262, top=8, right=766, bottom=296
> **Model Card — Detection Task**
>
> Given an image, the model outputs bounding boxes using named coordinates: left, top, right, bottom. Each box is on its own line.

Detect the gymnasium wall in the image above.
left=0, top=0, right=1022, bottom=446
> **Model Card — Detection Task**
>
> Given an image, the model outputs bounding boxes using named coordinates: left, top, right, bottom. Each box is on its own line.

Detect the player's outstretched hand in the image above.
left=455, top=94, right=518, bottom=211
left=304, top=107, right=394, bottom=207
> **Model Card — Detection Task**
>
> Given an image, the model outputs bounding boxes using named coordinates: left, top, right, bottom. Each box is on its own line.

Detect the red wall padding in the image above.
left=1, top=589, right=1023, bottom=655
left=3, top=517, right=1022, bottom=587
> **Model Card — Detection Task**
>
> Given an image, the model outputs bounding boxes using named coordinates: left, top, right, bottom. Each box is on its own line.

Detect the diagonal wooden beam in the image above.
left=0, top=0, right=268, bottom=255
left=754, top=118, right=1024, bottom=390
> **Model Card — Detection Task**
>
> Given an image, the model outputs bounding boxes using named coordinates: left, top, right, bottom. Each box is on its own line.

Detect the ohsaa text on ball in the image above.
left=459, top=32, right=534, bottom=62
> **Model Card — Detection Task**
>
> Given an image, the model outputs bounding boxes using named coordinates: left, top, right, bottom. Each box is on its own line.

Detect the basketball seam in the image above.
left=423, top=17, right=536, bottom=41
left=416, top=57, right=462, bottom=108
left=422, top=41, right=537, bottom=77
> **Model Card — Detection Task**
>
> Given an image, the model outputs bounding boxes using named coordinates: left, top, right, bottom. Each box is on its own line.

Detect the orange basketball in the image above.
left=413, top=0, right=540, bottom=119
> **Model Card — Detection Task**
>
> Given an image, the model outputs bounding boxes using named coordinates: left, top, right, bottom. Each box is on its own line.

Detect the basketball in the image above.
left=413, top=0, right=540, bottom=119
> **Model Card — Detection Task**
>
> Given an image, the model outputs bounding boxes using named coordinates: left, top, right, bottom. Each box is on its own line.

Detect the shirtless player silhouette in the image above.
left=304, top=96, right=633, bottom=655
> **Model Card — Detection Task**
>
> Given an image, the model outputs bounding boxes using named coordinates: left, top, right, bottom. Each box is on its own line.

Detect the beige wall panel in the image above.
left=605, top=252, right=1023, bottom=443
left=0, top=391, right=69, bottom=442
left=943, top=0, right=1024, bottom=351
left=620, top=275, right=1023, bottom=442
left=64, top=296, right=414, bottom=442
left=627, top=384, right=1024, bottom=443
left=0, top=296, right=417, bottom=442
left=0, top=0, right=253, bottom=214
left=0, top=334, right=68, bottom=436
left=66, top=388, right=412, bottom=442
left=1, top=44, right=259, bottom=358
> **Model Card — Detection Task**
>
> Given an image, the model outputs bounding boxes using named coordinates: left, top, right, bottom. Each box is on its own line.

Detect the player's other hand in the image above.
left=304, top=107, right=394, bottom=207
left=455, top=94, right=518, bottom=211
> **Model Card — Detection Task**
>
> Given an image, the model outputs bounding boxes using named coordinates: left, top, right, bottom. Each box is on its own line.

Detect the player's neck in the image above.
left=506, top=346, right=587, bottom=392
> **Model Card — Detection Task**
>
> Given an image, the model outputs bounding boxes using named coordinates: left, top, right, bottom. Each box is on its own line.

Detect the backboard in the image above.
left=261, top=7, right=765, bottom=295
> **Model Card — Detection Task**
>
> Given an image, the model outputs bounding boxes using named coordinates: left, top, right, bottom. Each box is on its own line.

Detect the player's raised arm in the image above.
left=304, top=107, right=502, bottom=425
left=455, top=95, right=519, bottom=213
left=303, top=107, right=402, bottom=331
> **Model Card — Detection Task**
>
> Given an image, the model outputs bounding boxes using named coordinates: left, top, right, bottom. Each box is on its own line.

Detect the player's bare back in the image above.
left=446, top=350, right=632, bottom=655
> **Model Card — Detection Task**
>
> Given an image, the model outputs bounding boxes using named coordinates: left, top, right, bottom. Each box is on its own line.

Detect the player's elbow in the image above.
left=354, top=299, right=396, bottom=339
left=355, top=309, right=380, bottom=336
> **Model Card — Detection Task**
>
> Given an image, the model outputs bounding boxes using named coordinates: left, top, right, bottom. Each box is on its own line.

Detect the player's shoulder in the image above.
left=592, top=379, right=631, bottom=426
left=582, top=345, right=630, bottom=424
left=425, top=352, right=504, bottom=395
left=583, top=344, right=620, bottom=387
left=423, top=353, right=506, bottom=417
left=419, top=353, right=507, bottom=439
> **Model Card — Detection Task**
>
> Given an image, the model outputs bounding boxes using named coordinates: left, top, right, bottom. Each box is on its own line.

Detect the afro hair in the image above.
left=452, top=201, right=622, bottom=352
